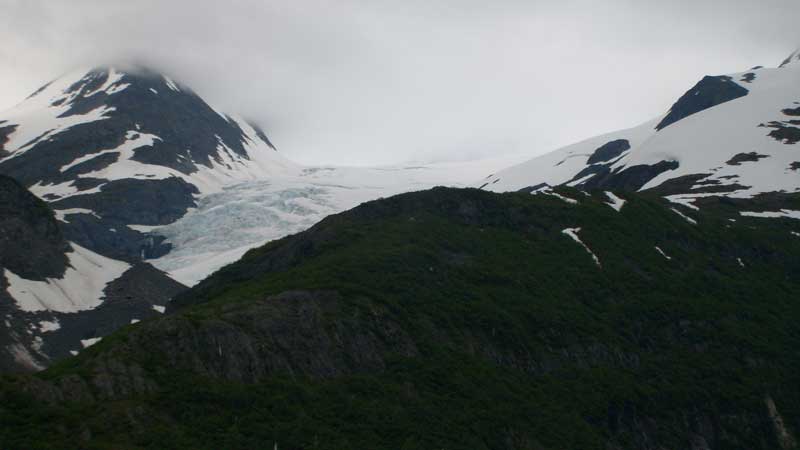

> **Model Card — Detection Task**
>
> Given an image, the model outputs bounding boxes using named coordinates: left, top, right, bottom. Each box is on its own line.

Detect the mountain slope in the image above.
left=0, top=66, right=295, bottom=262
left=3, top=187, right=799, bottom=449
left=481, top=50, right=800, bottom=210
left=0, top=66, right=298, bottom=371
left=0, top=66, right=521, bottom=372
left=0, top=175, right=185, bottom=372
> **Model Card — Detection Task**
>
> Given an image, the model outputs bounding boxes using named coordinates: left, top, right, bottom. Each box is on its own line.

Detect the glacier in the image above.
left=144, top=158, right=526, bottom=286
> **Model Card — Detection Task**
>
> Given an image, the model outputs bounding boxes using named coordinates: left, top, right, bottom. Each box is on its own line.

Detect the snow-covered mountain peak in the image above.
left=1, top=64, right=294, bottom=192
left=480, top=52, right=800, bottom=208
left=0, top=63, right=297, bottom=266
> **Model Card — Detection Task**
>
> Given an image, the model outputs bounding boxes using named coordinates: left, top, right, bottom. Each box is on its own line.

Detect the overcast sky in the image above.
left=1, top=0, right=798, bottom=166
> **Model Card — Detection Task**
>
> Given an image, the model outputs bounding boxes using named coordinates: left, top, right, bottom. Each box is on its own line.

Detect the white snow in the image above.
left=737, top=257, right=746, bottom=267
left=605, top=192, right=626, bottom=212
left=670, top=208, right=698, bottom=225
left=481, top=118, right=657, bottom=193
left=152, top=305, right=166, bottom=314
left=149, top=88, right=158, bottom=95
left=130, top=319, right=140, bottom=324
left=54, top=208, right=100, bottom=223
left=75, top=130, right=170, bottom=181
left=69, top=350, right=79, bottom=356
left=566, top=173, right=596, bottom=187
left=481, top=59, right=800, bottom=201
left=665, top=194, right=709, bottom=211
left=792, top=231, right=800, bottom=237
left=83, top=68, right=126, bottom=98
left=781, top=49, right=800, bottom=68
left=29, top=179, right=105, bottom=201
left=80, top=337, right=102, bottom=348
left=561, top=227, right=601, bottom=267
left=534, top=189, right=578, bottom=204
left=60, top=146, right=121, bottom=172
left=38, top=319, right=61, bottom=333
left=0, top=68, right=124, bottom=163
left=740, top=210, right=800, bottom=220
left=655, top=246, right=672, bottom=260
left=163, top=76, right=181, bottom=92
left=4, top=243, right=130, bottom=313
left=127, top=224, right=162, bottom=233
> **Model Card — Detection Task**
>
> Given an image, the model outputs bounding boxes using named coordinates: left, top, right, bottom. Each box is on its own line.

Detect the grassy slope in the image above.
left=2, top=187, right=800, bottom=450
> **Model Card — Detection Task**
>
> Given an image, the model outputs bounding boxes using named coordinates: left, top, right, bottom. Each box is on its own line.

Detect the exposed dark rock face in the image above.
left=0, top=124, right=16, bottom=158
left=52, top=176, right=197, bottom=222
left=0, top=175, right=68, bottom=279
left=558, top=139, right=676, bottom=192
left=765, top=122, right=800, bottom=144
left=726, top=152, right=770, bottom=165
left=586, top=139, right=631, bottom=165
left=580, top=160, right=680, bottom=191
left=782, top=106, right=800, bottom=116
left=740, top=72, right=756, bottom=83
left=780, top=51, right=800, bottom=68
left=32, top=263, right=186, bottom=363
left=0, top=68, right=273, bottom=187
left=645, top=173, right=751, bottom=197
left=48, top=177, right=197, bottom=261
left=55, top=212, right=172, bottom=262
left=141, top=291, right=418, bottom=383
left=0, top=67, right=277, bottom=262
left=518, top=182, right=550, bottom=193
left=656, top=76, right=749, bottom=131
left=0, top=260, right=186, bottom=373
left=566, top=162, right=611, bottom=186
left=0, top=174, right=187, bottom=373
left=790, top=162, right=800, bottom=171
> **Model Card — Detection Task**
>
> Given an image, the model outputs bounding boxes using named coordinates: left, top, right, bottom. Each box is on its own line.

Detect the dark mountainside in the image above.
left=0, top=66, right=278, bottom=262
left=0, top=174, right=185, bottom=372
left=0, top=66, right=286, bottom=373
left=2, top=187, right=799, bottom=450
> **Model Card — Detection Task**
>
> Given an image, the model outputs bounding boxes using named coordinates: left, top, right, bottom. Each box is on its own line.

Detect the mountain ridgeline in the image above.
left=0, top=66, right=288, bottom=263
left=481, top=50, right=800, bottom=203
left=0, top=66, right=292, bottom=372
left=0, top=175, right=185, bottom=372
left=2, top=49, right=800, bottom=450
left=2, top=187, right=800, bottom=450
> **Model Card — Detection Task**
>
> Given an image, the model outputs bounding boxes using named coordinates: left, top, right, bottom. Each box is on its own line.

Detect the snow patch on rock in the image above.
left=561, top=227, right=601, bottom=267
left=670, top=208, right=698, bottom=225
left=38, top=319, right=61, bottom=333
left=80, top=337, right=102, bottom=348
left=605, top=192, right=626, bottom=212
left=740, top=210, right=800, bottom=220
left=54, top=208, right=100, bottom=223
left=4, top=243, right=130, bottom=313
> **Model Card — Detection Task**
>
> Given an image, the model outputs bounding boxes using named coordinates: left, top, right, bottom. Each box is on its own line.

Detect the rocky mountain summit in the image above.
left=0, top=66, right=294, bottom=372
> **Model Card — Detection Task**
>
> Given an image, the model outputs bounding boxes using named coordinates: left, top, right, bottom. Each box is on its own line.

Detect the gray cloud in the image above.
left=1, top=0, right=798, bottom=165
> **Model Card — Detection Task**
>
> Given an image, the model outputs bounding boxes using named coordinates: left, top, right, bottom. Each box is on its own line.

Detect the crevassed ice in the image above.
left=149, top=180, right=341, bottom=286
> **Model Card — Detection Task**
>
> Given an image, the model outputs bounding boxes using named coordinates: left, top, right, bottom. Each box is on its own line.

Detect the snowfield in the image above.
left=480, top=55, right=800, bottom=204
left=4, top=243, right=130, bottom=313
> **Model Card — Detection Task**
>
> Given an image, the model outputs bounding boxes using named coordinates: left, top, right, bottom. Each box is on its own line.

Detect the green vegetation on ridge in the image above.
left=2, top=187, right=800, bottom=450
